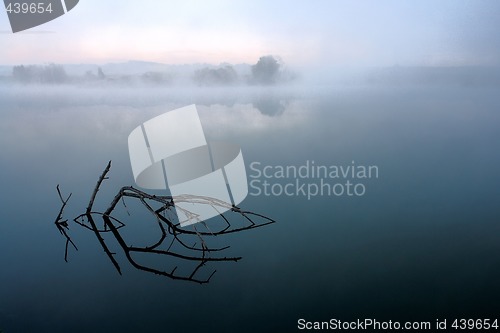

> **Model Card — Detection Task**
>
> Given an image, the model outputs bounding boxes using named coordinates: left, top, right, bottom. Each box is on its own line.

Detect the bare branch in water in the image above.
left=54, top=161, right=275, bottom=283
left=54, top=185, right=77, bottom=262
left=86, top=160, right=112, bottom=215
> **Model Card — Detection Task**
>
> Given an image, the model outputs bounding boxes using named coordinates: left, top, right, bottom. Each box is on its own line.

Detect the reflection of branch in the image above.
left=55, top=161, right=275, bottom=284
left=54, top=185, right=77, bottom=262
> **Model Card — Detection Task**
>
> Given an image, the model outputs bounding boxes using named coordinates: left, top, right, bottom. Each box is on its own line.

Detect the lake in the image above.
left=0, top=82, right=499, bottom=332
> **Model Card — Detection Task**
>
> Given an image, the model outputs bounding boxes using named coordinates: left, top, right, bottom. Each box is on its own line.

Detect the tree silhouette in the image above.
left=12, top=64, right=67, bottom=84
left=193, top=65, right=238, bottom=86
left=97, top=67, right=106, bottom=80
left=251, top=55, right=281, bottom=85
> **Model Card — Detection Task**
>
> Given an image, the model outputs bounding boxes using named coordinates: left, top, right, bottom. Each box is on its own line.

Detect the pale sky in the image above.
left=1, top=0, right=499, bottom=66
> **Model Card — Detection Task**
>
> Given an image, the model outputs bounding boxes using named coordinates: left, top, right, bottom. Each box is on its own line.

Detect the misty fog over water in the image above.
left=1, top=72, right=500, bottom=332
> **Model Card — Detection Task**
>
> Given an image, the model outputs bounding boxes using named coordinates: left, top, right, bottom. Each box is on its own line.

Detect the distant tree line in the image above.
left=12, top=64, right=68, bottom=84
left=193, top=55, right=293, bottom=86
left=193, top=65, right=238, bottom=86
left=11, top=55, right=296, bottom=86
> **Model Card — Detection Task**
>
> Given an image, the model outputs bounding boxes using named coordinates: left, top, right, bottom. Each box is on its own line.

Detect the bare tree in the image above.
left=54, top=161, right=275, bottom=284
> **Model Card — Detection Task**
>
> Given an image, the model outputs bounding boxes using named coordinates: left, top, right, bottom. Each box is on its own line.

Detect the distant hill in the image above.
left=364, top=66, right=500, bottom=86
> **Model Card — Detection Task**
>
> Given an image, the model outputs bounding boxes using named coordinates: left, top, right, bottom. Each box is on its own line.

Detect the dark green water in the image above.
left=0, top=84, right=499, bottom=332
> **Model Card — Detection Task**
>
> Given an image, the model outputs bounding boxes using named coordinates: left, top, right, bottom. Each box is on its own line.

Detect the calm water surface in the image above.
left=0, top=84, right=499, bottom=332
